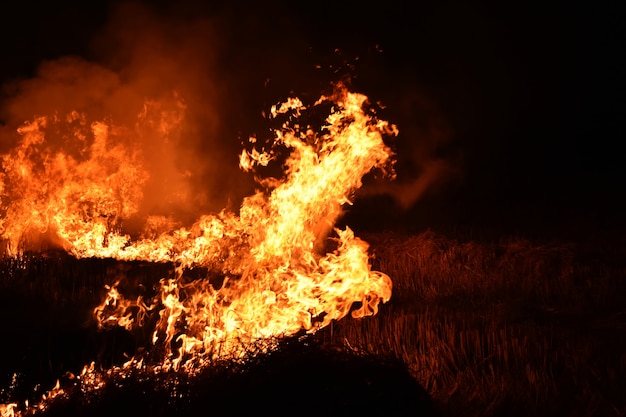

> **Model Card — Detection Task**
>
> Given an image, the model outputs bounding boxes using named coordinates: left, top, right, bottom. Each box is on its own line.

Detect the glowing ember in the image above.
left=0, top=84, right=396, bottom=413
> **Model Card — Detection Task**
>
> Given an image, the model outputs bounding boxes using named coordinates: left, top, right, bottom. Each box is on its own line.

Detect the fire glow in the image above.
left=0, top=84, right=395, bottom=413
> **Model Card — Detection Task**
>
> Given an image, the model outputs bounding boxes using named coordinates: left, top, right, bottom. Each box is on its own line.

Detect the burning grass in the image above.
left=14, top=336, right=435, bottom=417
left=0, top=84, right=406, bottom=416
left=0, top=86, right=395, bottom=369
left=2, top=229, right=625, bottom=416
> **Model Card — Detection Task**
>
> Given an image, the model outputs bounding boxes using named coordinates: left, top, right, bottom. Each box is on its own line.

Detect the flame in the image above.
left=0, top=403, right=17, bottom=417
left=0, top=84, right=395, bottom=397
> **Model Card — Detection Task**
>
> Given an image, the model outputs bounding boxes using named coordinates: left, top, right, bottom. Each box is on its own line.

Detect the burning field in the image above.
left=0, top=81, right=413, bottom=414
left=1, top=2, right=625, bottom=416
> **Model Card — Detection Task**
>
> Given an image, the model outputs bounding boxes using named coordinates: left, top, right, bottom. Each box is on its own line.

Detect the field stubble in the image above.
left=318, top=229, right=626, bottom=417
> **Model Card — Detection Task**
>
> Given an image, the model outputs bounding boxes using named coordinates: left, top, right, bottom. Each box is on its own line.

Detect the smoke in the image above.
left=357, top=84, right=463, bottom=210
left=90, top=1, right=244, bottom=225
left=0, top=1, right=288, bottom=235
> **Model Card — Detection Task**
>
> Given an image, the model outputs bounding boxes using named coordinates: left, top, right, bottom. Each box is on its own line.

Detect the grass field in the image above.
left=320, top=229, right=626, bottom=417
left=1, top=229, right=625, bottom=416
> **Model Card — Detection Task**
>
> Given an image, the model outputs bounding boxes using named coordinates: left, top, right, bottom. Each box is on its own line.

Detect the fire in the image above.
left=0, top=84, right=395, bottom=411
left=0, top=404, right=17, bottom=417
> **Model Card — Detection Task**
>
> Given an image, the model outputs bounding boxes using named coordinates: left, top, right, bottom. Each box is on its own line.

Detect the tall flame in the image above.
left=0, top=84, right=395, bottom=372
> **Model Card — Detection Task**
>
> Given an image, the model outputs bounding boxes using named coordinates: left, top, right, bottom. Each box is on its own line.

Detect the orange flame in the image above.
left=1, top=84, right=395, bottom=373
left=0, top=403, right=17, bottom=417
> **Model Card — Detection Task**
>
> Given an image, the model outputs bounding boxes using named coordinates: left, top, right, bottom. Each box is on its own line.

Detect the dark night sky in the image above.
left=1, top=0, right=624, bottom=236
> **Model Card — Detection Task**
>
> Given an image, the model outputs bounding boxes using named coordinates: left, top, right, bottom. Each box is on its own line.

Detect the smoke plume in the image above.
left=0, top=1, right=289, bottom=237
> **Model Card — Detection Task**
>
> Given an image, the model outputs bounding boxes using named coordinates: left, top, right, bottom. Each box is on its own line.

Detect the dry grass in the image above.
left=318, top=230, right=626, bottom=417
